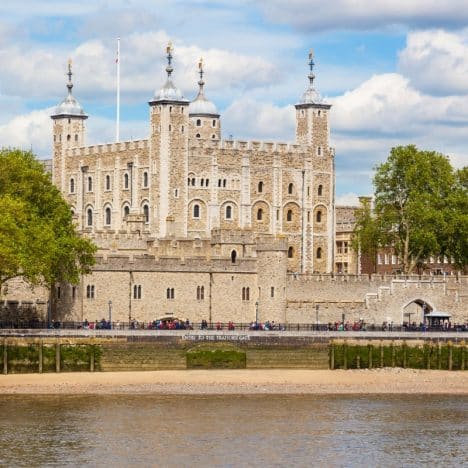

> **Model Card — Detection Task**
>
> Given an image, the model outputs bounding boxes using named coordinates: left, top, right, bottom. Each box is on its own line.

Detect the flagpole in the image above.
left=116, top=37, right=120, bottom=142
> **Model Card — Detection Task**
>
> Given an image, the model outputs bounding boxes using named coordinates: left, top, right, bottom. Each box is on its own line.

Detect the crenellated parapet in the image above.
left=63, top=139, right=149, bottom=158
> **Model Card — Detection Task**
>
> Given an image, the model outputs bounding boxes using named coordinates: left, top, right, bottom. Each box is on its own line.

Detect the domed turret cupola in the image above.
left=189, top=58, right=221, bottom=141
left=149, top=42, right=189, bottom=105
left=51, top=60, right=87, bottom=152
left=295, top=49, right=331, bottom=146
left=51, top=59, right=88, bottom=190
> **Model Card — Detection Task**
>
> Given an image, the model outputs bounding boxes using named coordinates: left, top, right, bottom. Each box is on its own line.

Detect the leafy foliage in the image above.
left=0, top=148, right=96, bottom=295
left=354, top=145, right=467, bottom=273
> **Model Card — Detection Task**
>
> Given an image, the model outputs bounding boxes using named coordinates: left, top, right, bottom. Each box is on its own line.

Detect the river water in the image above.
left=0, top=394, right=466, bottom=467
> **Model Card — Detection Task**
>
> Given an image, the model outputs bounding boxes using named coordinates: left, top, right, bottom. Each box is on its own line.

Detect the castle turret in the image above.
left=149, top=42, right=190, bottom=237
left=188, top=58, right=221, bottom=141
left=51, top=60, right=87, bottom=190
left=295, top=50, right=334, bottom=274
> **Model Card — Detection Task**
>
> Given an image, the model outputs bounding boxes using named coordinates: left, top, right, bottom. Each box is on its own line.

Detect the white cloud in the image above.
left=222, top=98, right=295, bottom=141
left=259, top=0, right=468, bottom=31
left=0, top=31, right=277, bottom=105
left=399, top=29, right=468, bottom=95
left=336, top=193, right=361, bottom=206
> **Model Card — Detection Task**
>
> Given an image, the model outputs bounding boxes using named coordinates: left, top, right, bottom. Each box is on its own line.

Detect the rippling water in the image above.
left=0, top=394, right=466, bottom=467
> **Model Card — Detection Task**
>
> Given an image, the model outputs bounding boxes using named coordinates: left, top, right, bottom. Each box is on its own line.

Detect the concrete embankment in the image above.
left=0, top=330, right=466, bottom=373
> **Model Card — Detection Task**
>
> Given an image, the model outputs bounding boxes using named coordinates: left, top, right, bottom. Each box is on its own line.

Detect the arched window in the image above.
left=196, top=119, right=201, bottom=127
left=143, top=204, right=149, bottom=223
left=288, top=183, right=293, bottom=195
left=124, top=173, right=129, bottom=189
left=87, top=208, right=93, bottom=227
left=316, top=210, right=322, bottom=223
left=67, top=134, right=71, bottom=142
left=231, top=250, right=237, bottom=263
left=318, top=185, right=323, bottom=196
left=123, top=205, right=130, bottom=218
left=258, top=181, right=263, bottom=193
left=257, top=208, right=263, bottom=221
left=287, top=210, right=293, bottom=222
left=191, top=178, right=196, bottom=186
left=212, top=119, right=216, bottom=127
left=143, top=172, right=148, bottom=188
left=223, top=179, right=227, bottom=188
left=226, top=205, right=232, bottom=219
left=201, top=178, right=204, bottom=187
left=288, top=246, right=294, bottom=258
left=193, top=204, right=200, bottom=218
left=87, top=176, right=93, bottom=192
left=105, top=175, right=111, bottom=190
left=316, top=247, right=322, bottom=259
left=206, top=179, right=209, bottom=187
left=70, top=178, right=75, bottom=193
left=105, top=207, right=111, bottom=225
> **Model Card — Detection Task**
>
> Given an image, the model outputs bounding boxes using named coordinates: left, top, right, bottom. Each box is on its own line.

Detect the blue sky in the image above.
left=1, top=0, right=467, bottom=203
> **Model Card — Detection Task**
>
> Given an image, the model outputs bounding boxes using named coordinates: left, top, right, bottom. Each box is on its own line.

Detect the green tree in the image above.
left=354, top=145, right=466, bottom=274
left=0, top=148, right=96, bottom=303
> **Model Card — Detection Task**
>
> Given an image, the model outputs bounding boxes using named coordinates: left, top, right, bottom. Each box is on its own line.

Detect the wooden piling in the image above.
left=403, top=342, right=407, bottom=368
left=437, top=343, right=441, bottom=370
left=380, top=341, right=384, bottom=368
left=343, top=342, right=347, bottom=370
left=448, top=343, right=453, bottom=371
left=391, top=341, right=395, bottom=368
left=330, top=344, right=334, bottom=370
left=38, top=341, right=43, bottom=373
left=90, top=347, right=95, bottom=372
left=356, top=354, right=360, bottom=369
left=461, top=345, right=466, bottom=371
left=55, top=342, right=61, bottom=373
left=3, top=339, right=7, bottom=375
left=368, top=344, right=373, bottom=369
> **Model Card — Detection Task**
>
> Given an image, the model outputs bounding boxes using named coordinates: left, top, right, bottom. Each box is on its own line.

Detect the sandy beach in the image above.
left=0, top=369, right=466, bottom=395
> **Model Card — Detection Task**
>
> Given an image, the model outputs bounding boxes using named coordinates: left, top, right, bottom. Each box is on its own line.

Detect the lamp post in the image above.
left=255, top=301, right=259, bottom=324
left=108, top=300, right=112, bottom=329
left=315, top=304, right=319, bottom=330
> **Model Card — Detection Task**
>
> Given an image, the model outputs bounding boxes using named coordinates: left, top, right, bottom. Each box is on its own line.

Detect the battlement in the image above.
left=189, top=138, right=309, bottom=154
left=287, top=273, right=467, bottom=286
left=64, top=139, right=149, bottom=158
left=93, top=254, right=258, bottom=273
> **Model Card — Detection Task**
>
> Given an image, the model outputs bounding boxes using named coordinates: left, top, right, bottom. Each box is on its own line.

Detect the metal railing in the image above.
left=0, top=320, right=466, bottom=333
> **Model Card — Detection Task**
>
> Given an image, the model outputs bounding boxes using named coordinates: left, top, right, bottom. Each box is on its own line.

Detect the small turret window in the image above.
left=196, top=119, right=201, bottom=127
left=318, top=110, right=321, bottom=117
left=318, top=185, right=323, bottom=196
left=226, top=205, right=232, bottom=220
left=75, top=134, right=78, bottom=142
left=316, top=247, right=322, bottom=259
left=68, top=118, right=71, bottom=124
left=316, top=210, right=322, bottom=223
left=105, top=175, right=111, bottom=191
left=143, top=172, right=149, bottom=188
left=212, top=120, right=216, bottom=127
left=258, top=181, right=263, bottom=193
left=211, top=134, right=216, bottom=139
left=288, top=246, right=294, bottom=258
left=143, top=204, right=149, bottom=223
left=288, top=183, right=293, bottom=195
left=196, top=133, right=201, bottom=139
left=206, top=179, right=209, bottom=187
left=168, top=124, right=172, bottom=131
left=67, top=134, right=71, bottom=142
left=87, top=177, right=93, bottom=192
left=317, top=147, right=322, bottom=156
left=123, top=205, right=130, bottom=218
left=257, top=208, right=263, bottom=221
left=287, top=210, right=293, bottom=222
left=70, top=178, right=75, bottom=193
left=193, top=204, right=200, bottom=218
left=124, top=173, right=129, bottom=189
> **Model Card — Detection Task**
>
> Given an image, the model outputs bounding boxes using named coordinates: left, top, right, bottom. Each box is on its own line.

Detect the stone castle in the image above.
left=4, top=46, right=467, bottom=326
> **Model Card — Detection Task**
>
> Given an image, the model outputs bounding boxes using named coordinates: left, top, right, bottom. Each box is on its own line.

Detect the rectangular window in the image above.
left=86, top=285, right=95, bottom=299
left=270, top=287, right=274, bottom=298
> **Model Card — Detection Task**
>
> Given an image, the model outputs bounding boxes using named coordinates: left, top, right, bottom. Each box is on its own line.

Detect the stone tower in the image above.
left=51, top=60, right=87, bottom=192
left=188, top=58, right=221, bottom=141
left=295, top=50, right=335, bottom=273
left=149, top=43, right=190, bottom=237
